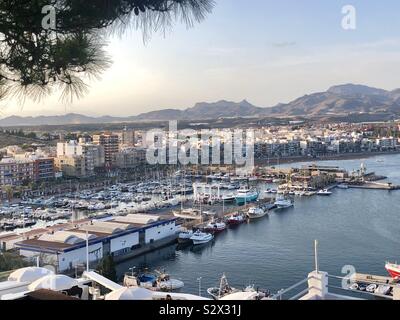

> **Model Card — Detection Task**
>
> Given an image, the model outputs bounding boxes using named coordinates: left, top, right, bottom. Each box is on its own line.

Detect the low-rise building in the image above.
left=15, top=214, right=179, bottom=273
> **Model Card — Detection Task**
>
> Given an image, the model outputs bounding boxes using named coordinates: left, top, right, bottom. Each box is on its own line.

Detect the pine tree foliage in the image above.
left=0, top=0, right=214, bottom=103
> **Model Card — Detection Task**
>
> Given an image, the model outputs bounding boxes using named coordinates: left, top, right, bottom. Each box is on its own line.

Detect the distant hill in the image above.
left=265, top=84, right=400, bottom=117
left=1, top=84, right=399, bottom=126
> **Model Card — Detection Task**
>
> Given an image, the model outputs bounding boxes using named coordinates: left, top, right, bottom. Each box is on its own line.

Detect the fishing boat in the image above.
left=235, top=188, right=259, bottom=205
left=274, top=197, right=294, bottom=209
left=207, top=274, right=240, bottom=300
left=317, top=189, right=332, bottom=196
left=205, top=221, right=227, bottom=233
left=190, top=230, right=214, bottom=245
left=385, top=262, right=400, bottom=279
left=247, top=206, right=268, bottom=219
left=178, top=229, right=194, bottom=244
left=226, top=213, right=246, bottom=225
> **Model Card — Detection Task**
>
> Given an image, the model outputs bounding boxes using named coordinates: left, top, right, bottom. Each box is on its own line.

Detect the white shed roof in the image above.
left=39, top=231, right=97, bottom=244
left=80, top=221, right=134, bottom=235
left=114, top=214, right=161, bottom=225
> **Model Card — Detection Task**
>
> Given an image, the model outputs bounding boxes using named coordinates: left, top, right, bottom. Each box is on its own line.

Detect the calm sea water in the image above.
left=116, top=154, right=400, bottom=296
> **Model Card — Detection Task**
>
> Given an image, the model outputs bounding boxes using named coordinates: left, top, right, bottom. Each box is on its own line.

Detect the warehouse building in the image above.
left=15, top=214, right=179, bottom=273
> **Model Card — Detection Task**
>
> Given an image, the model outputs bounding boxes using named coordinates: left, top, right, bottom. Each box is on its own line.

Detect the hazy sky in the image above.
left=2, top=0, right=400, bottom=117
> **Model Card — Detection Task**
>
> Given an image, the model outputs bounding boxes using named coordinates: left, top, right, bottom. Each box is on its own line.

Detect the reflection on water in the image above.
left=116, top=154, right=400, bottom=295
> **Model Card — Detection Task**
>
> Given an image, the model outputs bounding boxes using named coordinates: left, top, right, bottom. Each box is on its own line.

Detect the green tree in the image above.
left=96, top=254, right=117, bottom=282
left=0, top=0, right=214, bottom=103
left=0, top=252, right=29, bottom=272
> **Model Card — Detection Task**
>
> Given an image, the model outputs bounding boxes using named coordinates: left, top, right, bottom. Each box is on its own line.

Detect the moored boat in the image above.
left=205, top=221, right=227, bottom=233
left=317, top=189, right=332, bottom=196
left=235, top=188, right=259, bottom=205
left=207, top=274, right=240, bottom=300
left=247, top=206, right=268, bottom=219
left=178, top=230, right=194, bottom=244
left=385, top=262, right=400, bottom=279
left=226, top=213, right=246, bottom=225
left=274, top=197, right=294, bottom=209
left=190, top=230, right=214, bottom=245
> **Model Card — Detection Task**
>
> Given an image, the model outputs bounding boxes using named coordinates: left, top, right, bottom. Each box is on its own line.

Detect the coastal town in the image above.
left=1, top=0, right=400, bottom=311
left=0, top=118, right=400, bottom=301
left=0, top=120, right=399, bottom=198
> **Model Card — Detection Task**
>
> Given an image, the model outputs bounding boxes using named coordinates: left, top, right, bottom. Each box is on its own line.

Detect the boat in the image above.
left=247, top=206, right=268, bottom=219
left=190, top=230, right=214, bottom=245
left=207, top=274, right=240, bottom=300
left=221, top=194, right=235, bottom=202
left=123, top=270, right=184, bottom=292
left=235, top=188, right=259, bottom=205
left=173, top=208, right=203, bottom=220
left=226, top=213, right=246, bottom=225
left=178, top=230, right=194, bottom=244
left=349, top=283, right=359, bottom=291
left=317, top=189, right=332, bottom=196
left=375, top=285, right=392, bottom=296
left=366, top=283, right=378, bottom=293
left=385, top=262, right=400, bottom=279
left=154, top=269, right=185, bottom=291
left=205, top=221, right=227, bottom=233
left=274, top=197, right=294, bottom=209
left=337, top=184, right=349, bottom=190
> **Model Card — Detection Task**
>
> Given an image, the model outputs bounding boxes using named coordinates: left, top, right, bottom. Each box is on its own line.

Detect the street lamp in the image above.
left=129, top=266, right=136, bottom=277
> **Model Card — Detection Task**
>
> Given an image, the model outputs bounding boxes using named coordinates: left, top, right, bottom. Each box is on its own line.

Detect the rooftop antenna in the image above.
left=314, top=240, right=319, bottom=274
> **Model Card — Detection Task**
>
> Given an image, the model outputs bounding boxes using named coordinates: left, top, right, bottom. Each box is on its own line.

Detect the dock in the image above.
left=348, top=182, right=400, bottom=190
left=352, top=273, right=397, bottom=286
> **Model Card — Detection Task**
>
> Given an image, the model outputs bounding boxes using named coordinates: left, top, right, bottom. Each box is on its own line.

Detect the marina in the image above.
left=1, top=153, right=400, bottom=299
left=113, top=153, right=400, bottom=297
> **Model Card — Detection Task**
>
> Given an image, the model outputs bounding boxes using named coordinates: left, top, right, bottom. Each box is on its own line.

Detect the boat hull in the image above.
left=386, top=264, right=400, bottom=279
left=247, top=211, right=268, bottom=219
left=192, top=238, right=213, bottom=245
left=178, top=237, right=192, bottom=244
left=235, top=194, right=259, bottom=205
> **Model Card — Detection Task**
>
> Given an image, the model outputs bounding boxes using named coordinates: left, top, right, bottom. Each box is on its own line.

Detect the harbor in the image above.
left=0, top=153, right=400, bottom=299
left=114, top=153, right=400, bottom=296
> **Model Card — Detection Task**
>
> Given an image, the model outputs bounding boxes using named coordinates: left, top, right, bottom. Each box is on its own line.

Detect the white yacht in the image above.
left=178, top=230, right=194, bottom=244
left=317, top=189, right=332, bottom=196
left=247, top=206, right=268, bottom=219
left=190, top=230, right=214, bottom=245
left=274, top=197, right=294, bottom=209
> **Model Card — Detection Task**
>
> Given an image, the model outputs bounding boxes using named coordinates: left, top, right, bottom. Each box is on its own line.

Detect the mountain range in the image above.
left=1, top=84, right=399, bottom=126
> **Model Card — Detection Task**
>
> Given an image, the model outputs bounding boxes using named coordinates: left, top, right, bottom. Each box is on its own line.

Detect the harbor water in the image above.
left=116, top=153, right=400, bottom=295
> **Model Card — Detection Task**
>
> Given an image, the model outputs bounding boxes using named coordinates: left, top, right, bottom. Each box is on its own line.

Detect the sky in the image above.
left=3, top=0, right=400, bottom=117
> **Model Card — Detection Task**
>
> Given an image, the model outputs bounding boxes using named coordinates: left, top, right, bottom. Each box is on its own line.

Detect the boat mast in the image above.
left=314, top=240, right=319, bottom=274
left=86, top=230, right=89, bottom=272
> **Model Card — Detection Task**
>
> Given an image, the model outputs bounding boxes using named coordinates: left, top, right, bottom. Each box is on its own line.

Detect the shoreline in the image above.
left=255, top=150, right=400, bottom=166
